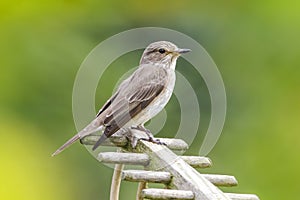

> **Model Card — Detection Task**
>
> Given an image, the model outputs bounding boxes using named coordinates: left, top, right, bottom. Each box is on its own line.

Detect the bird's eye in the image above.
left=158, top=48, right=166, bottom=54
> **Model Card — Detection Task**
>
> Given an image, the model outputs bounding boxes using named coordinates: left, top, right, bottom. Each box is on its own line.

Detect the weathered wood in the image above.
left=81, top=135, right=128, bottom=147
left=129, top=130, right=231, bottom=200
left=92, top=129, right=258, bottom=200
left=121, top=170, right=237, bottom=187
left=81, top=134, right=188, bottom=150
left=225, top=193, right=260, bottom=200
left=98, top=152, right=149, bottom=166
left=180, top=156, right=212, bottom=168
left=110, top=164, right=124, bottom=200
left=156, top=138, right=189, bottom=150
left=142, top=188, right=194, bottom=200
left=122, top=170, right=171, bottom=183
left=136, top=182, right=147, bottom=200
left=203, top=174, right=238, bottom=187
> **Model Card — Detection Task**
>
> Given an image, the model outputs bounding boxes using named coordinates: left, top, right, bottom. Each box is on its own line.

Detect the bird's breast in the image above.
left=131, top=70, right=176, bottom=125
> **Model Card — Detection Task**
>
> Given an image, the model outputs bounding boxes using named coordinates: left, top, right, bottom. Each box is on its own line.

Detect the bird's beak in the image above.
left=176, top=48, right=191, bottom=54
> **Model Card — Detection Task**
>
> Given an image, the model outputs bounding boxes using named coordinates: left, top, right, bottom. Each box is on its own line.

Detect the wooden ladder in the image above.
left=81, top=129, right=259, bottom=200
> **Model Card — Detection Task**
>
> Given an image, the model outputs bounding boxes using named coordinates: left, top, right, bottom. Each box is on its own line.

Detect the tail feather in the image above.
left=52, top=134, right=80, bottom=157
left=92, top=134, right=108, bottom=151
left=52, top=124, right=104, bottom=157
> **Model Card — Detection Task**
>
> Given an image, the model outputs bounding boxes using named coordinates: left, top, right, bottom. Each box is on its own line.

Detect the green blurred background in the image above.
left=1, top=1, right=299, bottom=199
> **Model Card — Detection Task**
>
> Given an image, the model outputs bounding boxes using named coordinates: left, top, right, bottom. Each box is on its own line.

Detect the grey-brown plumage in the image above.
left=52, top=41, right=190, bottom=156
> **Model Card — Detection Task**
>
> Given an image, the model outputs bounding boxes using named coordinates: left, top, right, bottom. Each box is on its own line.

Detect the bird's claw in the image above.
left=139, top=137, right=167, bottom=146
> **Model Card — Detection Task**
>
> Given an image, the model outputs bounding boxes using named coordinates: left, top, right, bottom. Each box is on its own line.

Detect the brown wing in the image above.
left=103, top=83, right=165, bottom=135
left=95, top=77, right=131, bottom=117
left=92, top=65, right=168, bottom=149
left=95, top=92, right=118, bottom=117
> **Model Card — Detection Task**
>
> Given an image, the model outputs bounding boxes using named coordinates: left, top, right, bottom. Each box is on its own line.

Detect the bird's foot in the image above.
left=131, top=125, right=145, bottom=131
left=139, top=136, right=167, bottom=146
left=132, top=125, right=166, bottom=146
left=79, top=138, right=84, bottom=144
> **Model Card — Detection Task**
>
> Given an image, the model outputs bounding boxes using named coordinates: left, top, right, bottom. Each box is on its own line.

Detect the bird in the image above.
left=52, top=41, right=191, bottom=156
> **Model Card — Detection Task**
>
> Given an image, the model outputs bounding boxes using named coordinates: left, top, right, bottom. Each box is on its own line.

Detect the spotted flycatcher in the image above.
left=52, top=41, right=191, bottom=156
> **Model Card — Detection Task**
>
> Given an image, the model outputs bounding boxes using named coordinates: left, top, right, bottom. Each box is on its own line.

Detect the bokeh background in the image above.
left=1, top=1, right=299, bottom=199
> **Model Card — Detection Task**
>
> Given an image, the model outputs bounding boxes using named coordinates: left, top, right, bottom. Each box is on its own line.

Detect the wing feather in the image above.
left=102, top=65, right=168, bottom=138
left=92, top=65, right=169, bottom=149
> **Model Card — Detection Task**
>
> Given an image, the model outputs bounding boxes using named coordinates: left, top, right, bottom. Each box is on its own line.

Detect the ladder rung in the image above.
left=180, top=156, right=212, bottom=168
left=155, top=138, right=189, bottom=150
left=81, top=135, right=127, bottom=147
left=81, top=135, right=188, bottom=150
left=203, top=174, right=238, bottom=187
left=142, top=188, right=194, bottom=200
left=225, top=193, right=260, bottom=200
left=121, top=170, right=237, bottom=187
left=122, top=170, right=171, bottom=183
left=97, top=152, right=149, bottom=166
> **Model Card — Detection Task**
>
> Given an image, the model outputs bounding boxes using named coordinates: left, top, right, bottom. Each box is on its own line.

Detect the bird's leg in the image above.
left=131, top=125, right=166, bottom=145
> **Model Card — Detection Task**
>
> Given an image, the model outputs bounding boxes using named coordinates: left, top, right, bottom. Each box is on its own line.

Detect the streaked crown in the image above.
left=140, top=41, right=190, bottom=68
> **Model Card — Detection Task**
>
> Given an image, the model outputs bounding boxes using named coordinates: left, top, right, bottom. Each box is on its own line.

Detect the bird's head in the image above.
left=140, top=41, right=191, bottom=69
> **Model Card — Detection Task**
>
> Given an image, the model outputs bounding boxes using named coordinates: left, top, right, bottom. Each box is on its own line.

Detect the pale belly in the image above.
left=126, top=70, right=176, bottom=127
